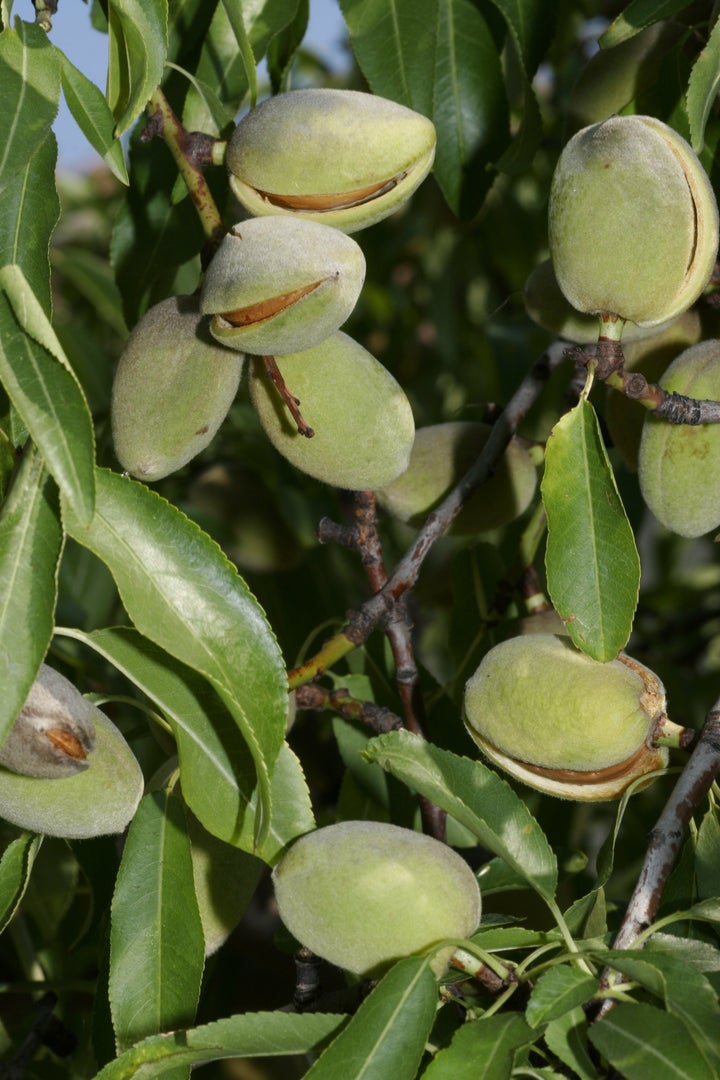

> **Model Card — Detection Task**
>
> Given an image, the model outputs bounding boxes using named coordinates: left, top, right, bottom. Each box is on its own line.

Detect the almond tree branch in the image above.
left=145, top=87, right=226, bottom=249
left=570, top=339, right=720, bottom=423
left=594, top=700, right=720, bottom=1018
left=287, top=340, right=567, bottom=683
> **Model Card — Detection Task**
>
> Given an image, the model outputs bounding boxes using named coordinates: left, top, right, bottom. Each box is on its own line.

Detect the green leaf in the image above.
left=588, top=1002, right=714, bottom=1079
left=61, top=468, right=288, bottom=851
left=304, top=956, right=437, bottom=1080
left=183, top=0, right=298, bottom=133
left=599, top=950, right=720, bottom=1073
left=544, top=1007, right=597, bottom=1080
left=94, top=1012, right=346, bottom=1079
left=686, top=15, right=720, bottom=152
left=476, top=856, right=536, bottom=896
left=695, top=803, right=720, bottom=900
left=422, top=1014, right=535, bottom=1079
left=0, top=134, right=59, bottom=315
left=340, top=0, right=509, bottom=217
left=107, top=0, right=168, bottom=136
left=109, top=791, right=205, bottom=1051
left=364, top=730, right=558, bottom=901
left=0, top=20, right=61, bottom=194
left=0, top=446, right=62, bottom=744
left=58, top=51, right=129, bottom=184
left=525, top=966, right=598, bottom=1028
left=432, top=0, right=509, bottom=217
left=0, top=831, right=42, bottom=935
left=542, top=398, right=640, bottom=660
left=486, top=0, right=556, bottom=77
left=600, top=0, right=694, bottom=48
left=0, top=265, right=95, bottom=525
left=57, top=625, right=313, bottom=863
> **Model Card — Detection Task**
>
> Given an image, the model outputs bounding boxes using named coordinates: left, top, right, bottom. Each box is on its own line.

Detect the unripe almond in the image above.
left=226, top=89, right=436, bottom=233
left=272, top=821, right=481, bottom=977
left=0, top=664, right=95, bottom=779
left=376, top=421, right=537, bottom=534
left=549, top=116, right=719, bottom=328
left=638, top=339, right=720, bottom=536
left=200, top=217, right=366, bottom=356
left=249, top=332, right=415, bottom=490
left=464, top=634, right=673, bottom=800
left=111, top=296, right=244, bottom=482
left=0, top=704, right=143, bottom=838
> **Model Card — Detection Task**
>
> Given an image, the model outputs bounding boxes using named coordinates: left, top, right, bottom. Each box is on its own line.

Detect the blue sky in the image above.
left=49, top=0, right=349, bottom=172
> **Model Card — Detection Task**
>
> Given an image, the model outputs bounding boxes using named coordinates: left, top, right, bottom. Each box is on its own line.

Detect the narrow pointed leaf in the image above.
left=422, top=1014, right=535, bottom=1079
left=486, top=0, right=556, bottom=77
left=61, top=468, right=288, bottom=850
left=686, top=14, right=720, bottom=152
left=304, top=956, right=437, bottom=1080
left=109, top=791, right=205, bottom=1051
left=107, top=0, right=168, bottom=136
left=525, top=967, right=598, bottom=1028
left=544, top=1007, right=596, bottom=1080
left=58, top=52, right=129, bottom=184
left=56, top=625, right=314, bottom=863
left=0, top=446, right=62, bottom=743
left=588, top=1002, right=713, bottom=1079
left=0, top=20, right=61, bottom=193
left=94, top=1012, right=347, bottom=1080
left=364, top=730, right=558, bottom=901
left=0, top=266, right=95, bottom=524
left=542, top=399, right=639, bottom=660
left=0, top=831, right=42, bottom=935
left=0, top=134, right=59, bottom=314
left=599, top=0, right=694, bottom=48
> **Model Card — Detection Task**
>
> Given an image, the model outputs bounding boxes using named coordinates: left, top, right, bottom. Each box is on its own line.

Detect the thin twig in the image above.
left=295, top=682, right=402, bottom=733
left=287, top=341, right=567, bottom=682
left=594, top=700, right=720, bottom=1018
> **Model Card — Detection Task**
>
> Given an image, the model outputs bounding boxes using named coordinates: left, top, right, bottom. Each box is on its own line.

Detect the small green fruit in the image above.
left=0, top=664, right=95, bottom=779
left=226, top=89, right=436, bottom=233
left=376, top=422, right=537, bottom=534
left=272, top=821, right=481, bottom=977
left=549, top=116, right=719, bottom=328
left=200, top=217, right=366, bottom=356
left=605, top=310, right=702, bottom=472
left=111, top=296, right=245, bottom=481
left=0, top=707, right=143, bottom=837
left=249, top=332, right=415, bottom=490
left=638, top=339, right=720, bottom=537
left=464, top=634, right=671, bottom=800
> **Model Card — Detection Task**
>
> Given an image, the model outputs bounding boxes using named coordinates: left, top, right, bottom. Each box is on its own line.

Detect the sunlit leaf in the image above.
left=542, top=398, right=639, bottom=660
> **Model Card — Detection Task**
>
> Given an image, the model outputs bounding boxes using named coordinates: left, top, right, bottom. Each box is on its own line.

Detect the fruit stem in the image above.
left=597, top=312, right=626, bottom=342
left=262, top=356, right=315, bottom=437
left=145, top=88, right=226, bottom=246
left=652, top=715, right=697, bottom=750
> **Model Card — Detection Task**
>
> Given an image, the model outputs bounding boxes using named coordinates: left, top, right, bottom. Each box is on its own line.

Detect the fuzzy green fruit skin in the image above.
left=200, top=217, right=366, bottom=356
left=549, top=116, right=719, bottom=327
left=605, top=310, right=702, bottom=472
left=0, top=664, right=96, bottom=778
left=272, top=821, right=481, bottom=977
left=0, top=707, right=143, bottom=837
left=249, top=332, right=415, bottom=490
left=638, top=340, right=720, bottom=537
left=464, top=634, right=668, bottom=801
left=377, top=422, right=537, bottom=534
left=111, top=296, right=244, bottom=482
left=523, top=259, right=683, bottom=345
left=226, top=89, right=436, bottom=234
